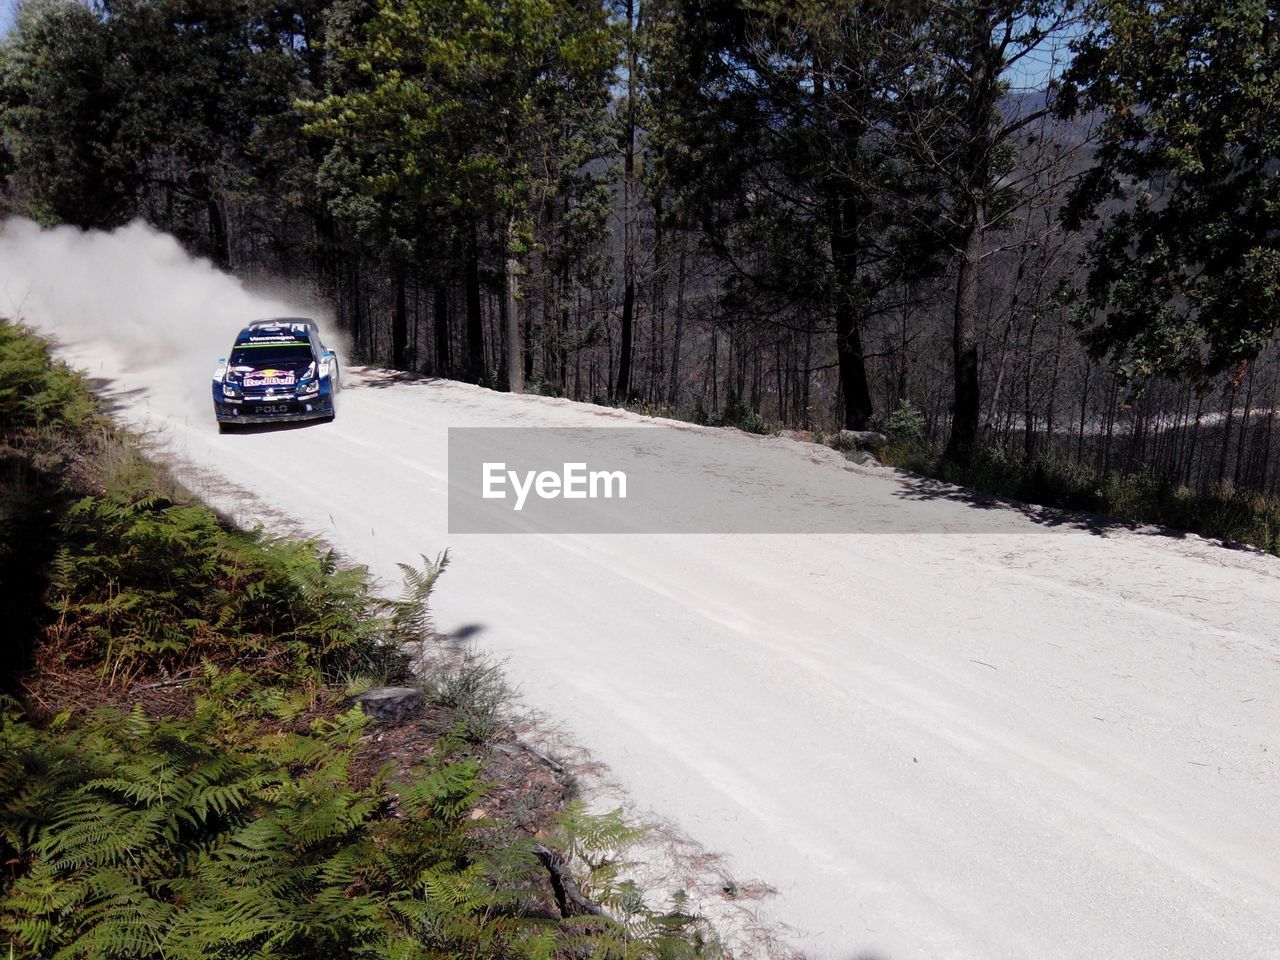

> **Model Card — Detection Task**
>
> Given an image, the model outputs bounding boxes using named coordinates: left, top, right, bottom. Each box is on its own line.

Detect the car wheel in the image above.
left=218, top=421, right=236, bottom=434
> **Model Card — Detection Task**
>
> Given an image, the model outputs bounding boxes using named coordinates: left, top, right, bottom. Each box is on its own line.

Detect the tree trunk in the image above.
left=1234, top=362, right=1255, bottom=487
left=464, top=229, right=485, bottom=383
left=826, top=189, right=873, bottom=429
left=648, top=196, right=666, bottom=403
left=710, top=323, right=718, bottom=412
left=504, top=216, right=524, bottom=394
left=1022, top=315, right=1038, bottom=462
left=801, top=326, right=813, bottom=426
left=833, top=292, right=874, bottom=428
left=614, top=0, right=638, bottom=401
left=1257, top=366, right=1278, bottom=490
left=667, top=234, right=687, bottom=406
left=812, top=49, right=873, bottom=431
left=1045, top=324, right=1064, bottom=452
left=942, top=6, right=1002, bottom=467
left=1099, top=378, right=1116, bottom=475
left=392, top=254, right=408, bottom=369
left=945, top=212, right=983, bottom=465
left=433, top=283, right=450, bottom=376
left=349, top=257, right=364, bottom=361
left=207, top=194, right=230, bottom=270
left=1216, top=380, right=1236, bottom=486
left=1184, top=390, right=1204, bottom=487
left=616, top=280, right=634, bottom=400
left=559, top=263, right=571, bottom=387
left=1076, top=362, right=1092, bottom=460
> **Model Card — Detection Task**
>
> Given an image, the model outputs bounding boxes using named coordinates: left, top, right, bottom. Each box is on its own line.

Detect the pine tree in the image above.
left=1061, top=0, right=1280, bottom=388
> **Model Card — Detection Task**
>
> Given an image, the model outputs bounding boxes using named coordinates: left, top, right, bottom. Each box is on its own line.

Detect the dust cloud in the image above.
left=0, top=217, right=339, bottom=415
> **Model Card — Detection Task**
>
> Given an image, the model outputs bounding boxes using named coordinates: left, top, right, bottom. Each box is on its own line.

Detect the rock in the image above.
left=834, top=429, right=887, bottom=451
left=844, top=449, right=881, bottom=467
left=354, top=686, right=424, bottom=723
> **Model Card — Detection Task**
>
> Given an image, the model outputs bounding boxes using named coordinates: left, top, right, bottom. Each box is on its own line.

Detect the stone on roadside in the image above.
left=354, top=686, right=424, bottom=723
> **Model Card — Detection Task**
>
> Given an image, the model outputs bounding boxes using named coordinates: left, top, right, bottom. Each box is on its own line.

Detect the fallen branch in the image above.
left=533, top=843, right=605, bottom=918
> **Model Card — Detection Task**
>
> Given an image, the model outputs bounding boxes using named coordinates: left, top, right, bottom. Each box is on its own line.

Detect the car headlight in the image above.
left=221, top=382, right=238, bottom=397
left=298, top=379, right=320, bottom=396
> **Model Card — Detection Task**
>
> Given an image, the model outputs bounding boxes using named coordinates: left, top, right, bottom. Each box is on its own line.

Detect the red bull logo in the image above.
left=244, top=368, right=296, bottom=388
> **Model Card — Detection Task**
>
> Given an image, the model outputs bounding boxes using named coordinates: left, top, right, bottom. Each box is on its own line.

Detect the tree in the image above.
left=644, top=0, right=939, bottom=429
left=302, top=0, right=618, bottom=391
left=1060, top=0, right=1280, bottom=389
left=0, top=0, right=317, bottom=265
left=0, top=0, right=137, bottom=228
left=614, top=0, right=639, bottom=401
left=903, top=0, right=1080, bottom=465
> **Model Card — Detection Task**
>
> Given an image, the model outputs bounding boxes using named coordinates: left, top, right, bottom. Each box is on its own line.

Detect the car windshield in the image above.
left=230, top=343, right=313, bottom=367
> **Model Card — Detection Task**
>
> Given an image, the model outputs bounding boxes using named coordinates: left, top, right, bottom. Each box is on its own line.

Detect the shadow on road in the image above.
left=888, top=468, right=1263, bottom=551
left=356, top=369, right=450, bottom=389
left=83, top=376, right=149, bottom=417
left=220, top=418, right=333, bottom=436
left=447, top=623, right=486, bottom=642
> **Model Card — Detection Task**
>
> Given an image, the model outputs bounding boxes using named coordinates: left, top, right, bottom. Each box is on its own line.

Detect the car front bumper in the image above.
left=213, top=381, right=335, bottom=424
left=215, top=406, right=333, bottom=425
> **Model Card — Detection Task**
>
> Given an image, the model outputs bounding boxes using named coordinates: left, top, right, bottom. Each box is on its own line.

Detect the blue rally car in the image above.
left=212, top=318, right=340, bottom=432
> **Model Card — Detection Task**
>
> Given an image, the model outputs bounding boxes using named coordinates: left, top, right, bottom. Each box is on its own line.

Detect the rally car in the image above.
left=212, top=318, right=340, bottom=432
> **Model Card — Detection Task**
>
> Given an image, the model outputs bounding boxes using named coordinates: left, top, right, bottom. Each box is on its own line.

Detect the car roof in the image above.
left=234, top=319, right=318, bottom=346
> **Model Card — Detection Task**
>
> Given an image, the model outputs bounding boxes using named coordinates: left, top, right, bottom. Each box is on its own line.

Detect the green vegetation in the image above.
left=1061, top=0, right=1280, bottom=386
left=880, top=440, right=1280, bottom=557
left=615, top=395, right=769, bottom=436
left=879, top=402, right=927, bottom=447
left=2, top=706, right=492, bottom=959
left=0, top=320, right=719, bottom=959
left=0, top=320, right=97, bottom=429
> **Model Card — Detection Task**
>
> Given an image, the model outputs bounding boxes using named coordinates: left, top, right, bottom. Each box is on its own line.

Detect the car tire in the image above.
left=218, top=421, right=236, bottom=434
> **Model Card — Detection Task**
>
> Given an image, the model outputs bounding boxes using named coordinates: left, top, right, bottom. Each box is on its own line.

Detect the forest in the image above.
left=3, top=0, right=1280, bottom=503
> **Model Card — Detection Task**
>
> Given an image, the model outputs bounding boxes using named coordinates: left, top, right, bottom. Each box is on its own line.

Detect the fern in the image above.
left=546, top=802, right=722, bottom=959
left=391, top=551, right=451, bottom=642
left=41, top=489, right=432, bottom=686
left=0, top=705, right=609, bottom=960
left=0, top=320, right=97, bottom=432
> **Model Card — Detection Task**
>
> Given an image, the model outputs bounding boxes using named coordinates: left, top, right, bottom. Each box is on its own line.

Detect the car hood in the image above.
left=228, top=359, right=313, bottom=384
